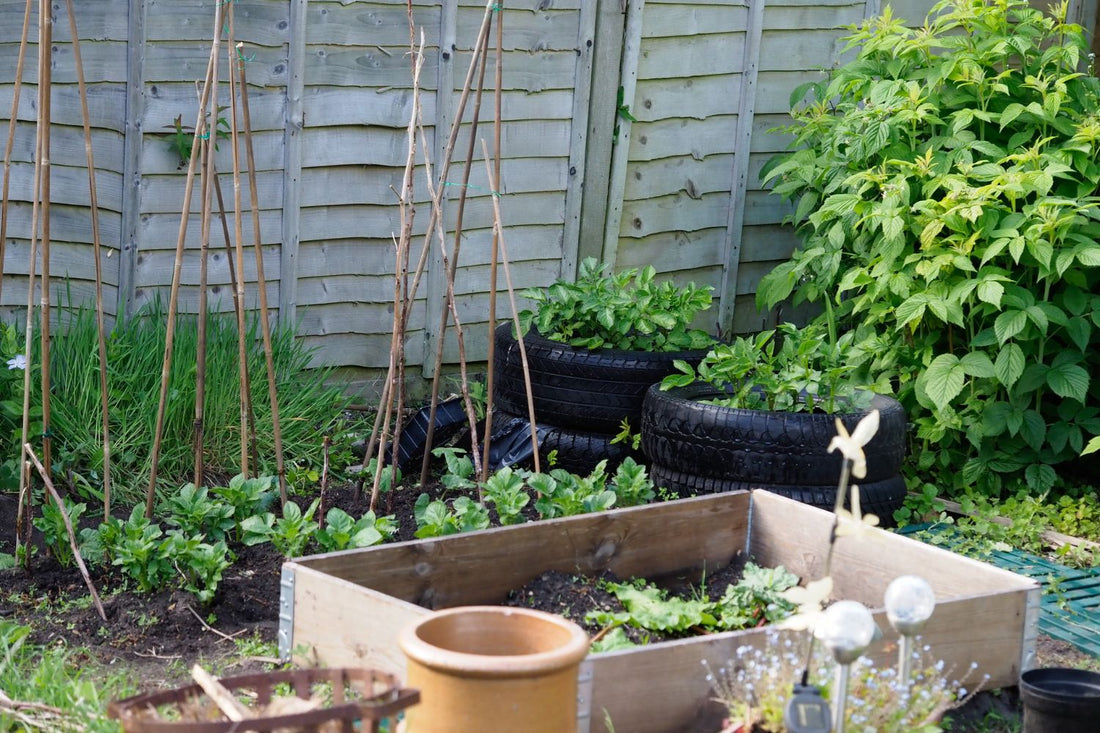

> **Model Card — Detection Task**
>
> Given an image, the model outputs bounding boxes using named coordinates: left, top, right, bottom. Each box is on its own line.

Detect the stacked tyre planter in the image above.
left=640, top=382, right=908, bottom=519
left=492, top=323, right=705, bottom=475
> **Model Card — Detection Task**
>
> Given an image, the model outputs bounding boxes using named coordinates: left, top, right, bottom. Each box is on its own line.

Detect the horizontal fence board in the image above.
left=131, top=245, right=283, bottom=285
left=296, top=300, right=428, bottom=338
left=619, top=191, right=729, bottom=238
left=1, top=203, right=123, bottom=248
left=138, top=211, right=284, bottom=250
left=4, top=162, right=124, bottom=211
left=624, top=153, right=735, bottom=201
left=145, top=0, right=292, bottom=46
left=633, top=75, right=741, bottom=122
left=0, top=279, right=120, bottom=314
left=447, top=51, right=579, bottom=93
left=642, top=3, right=750, bottom=37
left=306, top=2, right=442, bottom=47
left=637, top=33, right=746, bottom=80
left=139, top=170, right=284, bottom=215
left=628, top=115, right=738, bottom=162
left=0, top=83, right=128, bottom=128
left=455, top=6, right=580, bottom=51
left=144, top=43, right=288, bottom=86
left=144, top=83, right=287, bottom=133
left=6, top=123, right=124, bottom=173
left=129, top=282, right=281, bottom=314
left=4, top=41, right=129, bottom=84
left=760, top=28, right=848, bottom=71
left=1, top=239, right=119, bottom=281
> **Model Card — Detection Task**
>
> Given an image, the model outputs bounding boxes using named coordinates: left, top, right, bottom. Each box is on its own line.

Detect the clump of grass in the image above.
left=46, top=300, right=351, bottom=506
left=0, top=621, right=136, bottom=731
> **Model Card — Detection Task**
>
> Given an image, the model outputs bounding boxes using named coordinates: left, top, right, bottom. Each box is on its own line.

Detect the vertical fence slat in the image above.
left=559, top=0, right=598, bottom=281
left=717, top=0, right=765, bottom=335
left=119, top=0, right=146, bottom=317
left=599, top=0, right=646, bottom=268
left=279, top=0, right=308, bottom=328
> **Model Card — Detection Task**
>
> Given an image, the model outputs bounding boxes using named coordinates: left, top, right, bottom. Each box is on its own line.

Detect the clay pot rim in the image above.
left=399, top=605, right=590, bottom=677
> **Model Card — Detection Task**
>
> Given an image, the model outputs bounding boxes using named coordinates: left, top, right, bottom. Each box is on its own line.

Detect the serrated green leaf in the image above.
left=976, top=279, right=1004, bottom=307
left=1046, top=361, right=1089, bottom=402
left=960, top=351, right=995, bottom=378
left=1024, top=463, right=1057, bottom=492
left=919, top=354, right=966, bottom=411
left=1020, top=410, right=1046, bottom=452
left=994, top=343, right=1025, bottom=388
left=994, top=310, right=1027, bottom=344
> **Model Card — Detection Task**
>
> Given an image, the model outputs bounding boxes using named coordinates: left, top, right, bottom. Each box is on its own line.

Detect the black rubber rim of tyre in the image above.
left=640, top=382, right=907, bottom=485
left=492, top=322, right=706, bottom=434
left=649, top=464, right=907, bottom=522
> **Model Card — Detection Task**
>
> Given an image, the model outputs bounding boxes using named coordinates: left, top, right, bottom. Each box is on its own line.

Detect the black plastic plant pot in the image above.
left=1019, top=667, right=1100, bottom=733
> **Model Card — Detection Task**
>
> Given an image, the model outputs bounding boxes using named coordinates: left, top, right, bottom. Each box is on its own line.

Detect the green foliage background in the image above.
left=759, top=0, right=1100, bottom=496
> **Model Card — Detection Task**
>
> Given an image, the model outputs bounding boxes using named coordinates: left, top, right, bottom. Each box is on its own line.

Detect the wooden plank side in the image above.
left=288, top=564, right=430, bottom=673
left=628, top=115, right=739, bottom=162
left=293, top=492, right=752, bottom=607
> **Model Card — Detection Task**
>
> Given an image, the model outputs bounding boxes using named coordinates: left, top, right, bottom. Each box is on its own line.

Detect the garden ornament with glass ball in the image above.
left=816, top=600, right=876, bottom=733
left=884, top=574, right=936, bottom=691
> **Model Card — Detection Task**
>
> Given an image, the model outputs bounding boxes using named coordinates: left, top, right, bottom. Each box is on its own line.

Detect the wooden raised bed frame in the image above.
left=280, top=491, right=1038, bottom=733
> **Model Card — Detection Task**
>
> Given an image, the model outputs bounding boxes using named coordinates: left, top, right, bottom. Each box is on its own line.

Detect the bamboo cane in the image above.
left=0, top=0, right=33, bottom=308
left=193, top=26, right=224, bottom=488
left=17, top=0, right=52, bottom=559
left=397, top=0, right=498, bottom=334
left=481, top=139, right=540, bottom=470
left=418, top=16, right=493, bottom=489
left=368, top=29, right=425, bottom=513
left=145, top=4, right=223, bottom=517
left=236, top=45, right=288, bottom=505
left=64, top=0, right=114, bottom=521
left=224, top=6, right=251, bottom=479
left=481, top=1, right=506, bottom=480
left=37, top=0, right=55, bottom=480
left=6, top=0, right=33, bottom=555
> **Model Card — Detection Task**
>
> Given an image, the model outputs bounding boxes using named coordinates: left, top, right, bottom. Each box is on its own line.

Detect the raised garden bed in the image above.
left=279, top=491, right=1039, bottom=732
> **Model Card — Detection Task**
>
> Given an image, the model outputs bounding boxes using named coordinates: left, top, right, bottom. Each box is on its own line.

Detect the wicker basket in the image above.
left=108, top=667, right=418, bottom=733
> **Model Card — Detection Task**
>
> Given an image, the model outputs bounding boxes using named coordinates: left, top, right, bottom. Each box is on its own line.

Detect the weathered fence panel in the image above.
left=3, top=0, right=1094, bottom=387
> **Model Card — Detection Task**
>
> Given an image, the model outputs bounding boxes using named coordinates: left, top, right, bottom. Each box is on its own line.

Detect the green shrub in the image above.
left=520, top=258, right=714, bottom=351
left=758, top=0, right=1100, bottom=494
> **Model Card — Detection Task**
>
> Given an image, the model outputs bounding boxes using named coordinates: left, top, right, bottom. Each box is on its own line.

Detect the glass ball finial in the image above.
left=884, top=575, right=936, bottom=635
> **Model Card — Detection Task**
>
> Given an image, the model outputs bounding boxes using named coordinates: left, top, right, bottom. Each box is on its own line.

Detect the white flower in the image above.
left=828, top=409, right=880, bottom=479
left=6, top=354, right=26, bottom=370
left=778, top=577, right=833, bottom=632
left=835, top=484, right=881, bottom=538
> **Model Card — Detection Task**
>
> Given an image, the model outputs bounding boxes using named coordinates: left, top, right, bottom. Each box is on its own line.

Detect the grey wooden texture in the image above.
left=0, top=0, right=962, bottom=382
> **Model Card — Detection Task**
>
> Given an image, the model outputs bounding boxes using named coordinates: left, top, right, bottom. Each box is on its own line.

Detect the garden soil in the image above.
left=0, top=486, right=1094, bottom=729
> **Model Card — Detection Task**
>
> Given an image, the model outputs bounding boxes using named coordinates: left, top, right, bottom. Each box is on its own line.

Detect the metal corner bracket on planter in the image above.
left=278, top=490, right=1037, bottom=733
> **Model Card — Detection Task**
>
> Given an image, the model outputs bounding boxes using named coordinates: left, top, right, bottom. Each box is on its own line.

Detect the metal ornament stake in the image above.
left=884, top=574, right=936, bottom=691
left=815, top=600, right=876, bottom=733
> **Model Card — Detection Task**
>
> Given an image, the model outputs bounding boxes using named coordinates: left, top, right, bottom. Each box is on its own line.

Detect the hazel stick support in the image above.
left=24, top=444, right=107, bottom=623
left=64, top=0, right=115, bottom=521
left=480, top=139, right=540, bottom=472
left=237, top=43, right=288, bottom=505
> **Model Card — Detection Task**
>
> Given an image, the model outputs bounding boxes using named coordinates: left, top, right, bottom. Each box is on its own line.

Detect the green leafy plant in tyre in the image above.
left=520, top=258, right=714, bottom=352
left=758, top=0, right=1100, bottom=496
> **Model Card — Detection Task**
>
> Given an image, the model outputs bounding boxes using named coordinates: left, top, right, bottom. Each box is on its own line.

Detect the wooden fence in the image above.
left=2, top=0, right=1096, bottom=388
